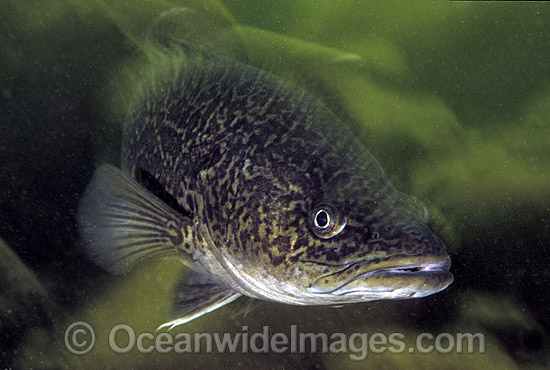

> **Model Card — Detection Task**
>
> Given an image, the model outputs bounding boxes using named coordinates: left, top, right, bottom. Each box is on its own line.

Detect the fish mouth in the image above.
left=375, top=258, right=451, bottom=276
left=302, top=255, right=453, bottom=300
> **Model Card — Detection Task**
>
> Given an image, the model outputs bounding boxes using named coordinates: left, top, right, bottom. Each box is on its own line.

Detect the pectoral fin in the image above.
left=77, top=164, right=192, bottom=274
left=158, top=269, right=242, bottom=330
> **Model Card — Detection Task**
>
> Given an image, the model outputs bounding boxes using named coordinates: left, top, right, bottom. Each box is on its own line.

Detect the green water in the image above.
left=1, top=1, right=549, bottom=369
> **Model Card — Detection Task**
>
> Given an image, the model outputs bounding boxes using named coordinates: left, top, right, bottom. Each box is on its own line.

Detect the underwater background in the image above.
left=1, top=1, right=549, bottom=369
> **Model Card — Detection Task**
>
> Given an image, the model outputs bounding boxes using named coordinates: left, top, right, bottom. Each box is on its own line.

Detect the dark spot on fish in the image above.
left=167, top=220, right=184, bottom=245
left=271, top=255, right=285, bottom=266
left=325, top=248, right=342, bottom=261
left=289, top=252, right=303, bottom=262
left=295, top=235, right=311, bottom=250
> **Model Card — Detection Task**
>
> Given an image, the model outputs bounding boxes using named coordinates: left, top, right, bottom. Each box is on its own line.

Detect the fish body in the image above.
left=78, top=48, right=452, bottom=328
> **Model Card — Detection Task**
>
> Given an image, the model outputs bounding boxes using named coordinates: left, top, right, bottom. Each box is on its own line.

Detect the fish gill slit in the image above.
left=135, top=168, right=192, bottom=218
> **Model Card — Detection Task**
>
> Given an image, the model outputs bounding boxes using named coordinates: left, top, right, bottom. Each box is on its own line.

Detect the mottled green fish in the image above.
left=78, top=45, right=453, bottom=328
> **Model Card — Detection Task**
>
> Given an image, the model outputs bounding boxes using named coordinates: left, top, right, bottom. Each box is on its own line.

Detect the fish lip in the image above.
left=380, top=256, right=451, bottom=274
left=334, top=256, right=453, bottom=295
left=305, top=255, right=453, bottom=295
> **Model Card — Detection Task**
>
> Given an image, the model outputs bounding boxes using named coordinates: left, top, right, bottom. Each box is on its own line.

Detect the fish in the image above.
left=77, top=45, right=453, bottom=329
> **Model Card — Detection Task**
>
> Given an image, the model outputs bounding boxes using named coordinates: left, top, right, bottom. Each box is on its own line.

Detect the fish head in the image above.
left=292, top=195, right=454, bottom=304
left=221, top=153, right=453, bottom=305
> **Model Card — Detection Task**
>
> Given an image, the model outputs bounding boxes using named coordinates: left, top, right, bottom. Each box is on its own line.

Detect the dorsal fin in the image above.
left=146, top=5, right=247, bottom=62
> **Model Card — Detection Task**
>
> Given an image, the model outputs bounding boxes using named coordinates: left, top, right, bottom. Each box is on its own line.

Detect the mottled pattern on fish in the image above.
left=124, top=49, right=433, bottom=267
left=79, top=46, right=452, bottom=326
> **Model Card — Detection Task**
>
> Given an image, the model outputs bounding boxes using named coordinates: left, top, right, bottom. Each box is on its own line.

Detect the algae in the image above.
left=1, top=0, right=549, bottom=369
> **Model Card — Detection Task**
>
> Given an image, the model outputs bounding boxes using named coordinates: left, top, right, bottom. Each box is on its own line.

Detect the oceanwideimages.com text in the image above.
left=65, top=322, right=485, bottom=361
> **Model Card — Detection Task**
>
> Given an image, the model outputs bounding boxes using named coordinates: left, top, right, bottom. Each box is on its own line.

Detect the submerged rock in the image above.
left=0, top=237, right=52, bottom=363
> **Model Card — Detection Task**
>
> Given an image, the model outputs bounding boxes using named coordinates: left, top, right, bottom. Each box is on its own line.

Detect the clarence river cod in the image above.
left=77, top=46, right=453, bottom=329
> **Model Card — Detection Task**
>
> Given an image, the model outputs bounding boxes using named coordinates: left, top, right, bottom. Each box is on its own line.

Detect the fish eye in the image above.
left=310, top=204, right=346, bottom=239
left=314, top=210, right=330, bottom=228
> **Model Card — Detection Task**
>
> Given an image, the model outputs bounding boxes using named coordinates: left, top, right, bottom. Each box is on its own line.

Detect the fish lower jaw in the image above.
left=305, top=257, right=453, bottom=301
left=326, top=267, right=454, bottom=300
